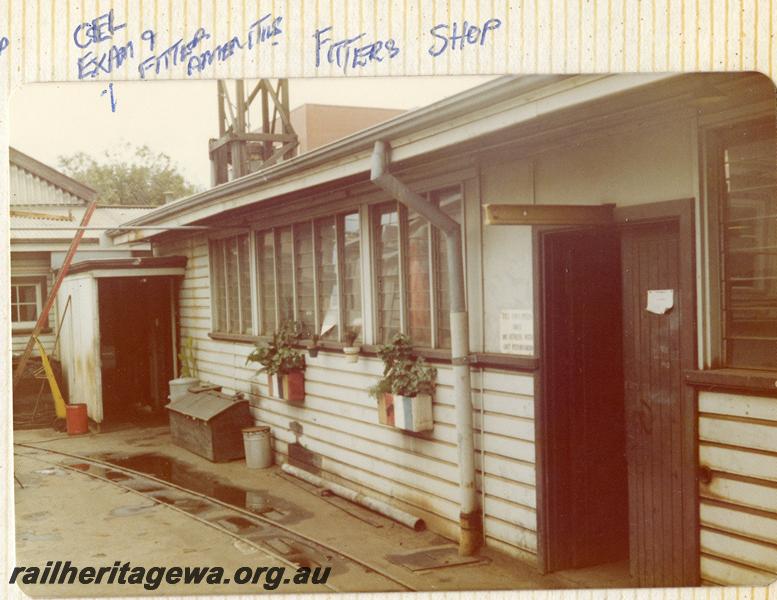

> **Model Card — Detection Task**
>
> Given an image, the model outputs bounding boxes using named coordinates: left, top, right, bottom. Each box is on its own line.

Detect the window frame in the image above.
left=706, top=115, right=777, bottom=371
left=10, top=276, right=46, bottom=331
left=370, top=184, right=465, bottom=349
left=254, top=210, right=363, bottom=343
left=208, top=232, right=255, bottom=336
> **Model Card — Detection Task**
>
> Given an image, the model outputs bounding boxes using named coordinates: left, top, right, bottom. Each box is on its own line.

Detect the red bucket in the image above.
left=65, top=403, right=88, bottom=435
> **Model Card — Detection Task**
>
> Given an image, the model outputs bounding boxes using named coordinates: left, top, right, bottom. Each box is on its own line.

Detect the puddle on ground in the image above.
left=104, top=470, right=131, bottom=482
left=93, top=453, right=313, bottom=524
left=217, top=515, right=262, bottom=534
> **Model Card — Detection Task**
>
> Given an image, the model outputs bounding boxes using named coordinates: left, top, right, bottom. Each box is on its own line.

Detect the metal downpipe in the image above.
left=370, top=140, right=482, bottom=556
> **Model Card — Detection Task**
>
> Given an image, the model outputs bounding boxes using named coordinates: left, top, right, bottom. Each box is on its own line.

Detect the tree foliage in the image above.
left=58, top=143, right=199, bottom=206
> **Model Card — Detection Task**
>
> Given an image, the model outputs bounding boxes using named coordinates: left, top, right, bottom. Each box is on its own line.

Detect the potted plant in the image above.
left=168, top=336, right=200, bottom=402
left=246, top=321, right=306, bottom=402
left=307, top=333, right=321, bottom=358
left=342, top=328, right=361, bottom=363
left=368, top=333, right=436, bottom=432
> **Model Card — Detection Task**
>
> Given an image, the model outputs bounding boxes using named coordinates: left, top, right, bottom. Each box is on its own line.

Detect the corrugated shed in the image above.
left=698, top=390, right=777, bottom=585
left=157, top=232, right=540, bottom=563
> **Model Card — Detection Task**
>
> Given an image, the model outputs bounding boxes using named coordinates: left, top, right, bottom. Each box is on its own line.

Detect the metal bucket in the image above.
left=242, top=426, right=273, bottom=469
left=168, top=377, right=199, bottom=402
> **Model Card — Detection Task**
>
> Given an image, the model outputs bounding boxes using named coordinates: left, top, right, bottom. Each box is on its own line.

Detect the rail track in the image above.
left=14, top=442, right=417, bottom=593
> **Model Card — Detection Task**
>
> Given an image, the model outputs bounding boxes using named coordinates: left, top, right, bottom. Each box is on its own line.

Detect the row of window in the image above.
left=209, top=186, right=464, bottom=348
left=207, top=120, right=775, bottom=370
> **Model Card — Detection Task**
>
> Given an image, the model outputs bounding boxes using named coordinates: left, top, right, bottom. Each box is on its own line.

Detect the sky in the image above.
left=10, top=76, right=495, bottom=190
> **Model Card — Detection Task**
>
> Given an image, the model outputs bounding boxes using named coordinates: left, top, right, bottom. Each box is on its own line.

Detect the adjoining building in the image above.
left=9, top=148, right=156, bottom=356
left=91, top=73, right=777, bottom=586
left=9, top=148, right=180, bottom=423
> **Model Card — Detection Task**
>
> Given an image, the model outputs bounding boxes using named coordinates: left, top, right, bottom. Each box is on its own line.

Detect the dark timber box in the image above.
left=166, top=390, right=253, bottom=462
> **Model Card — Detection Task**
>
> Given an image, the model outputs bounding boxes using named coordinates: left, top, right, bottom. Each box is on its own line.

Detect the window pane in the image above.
left=225, top=237, right=240, bottom=334
left=11, top=305, right=19, bottom=322
left=722, top=127, right=777, bottom=369
left=407, top=208, right=432, bottom=347
left=18, top=284, right=37, bottom=303
left=316, top=217, right=339, bottom=340
left=293, top=223, right=315, bottom=333
left=276, top=227, right=294, bottom=325
left=237, top=234, right=253, bottom=335
left=210, top=240, right=228, bottom=332
left=434, top=188, right=463, bottom=349
left=342, top=212, right=362, bottom=340
left=11, top=285, right=18, bottom=303
left=374, top=204, right=401, bottom=343
left=257, top=231, right=276, bottom=334
left=18, top=304, right=37, bottom=322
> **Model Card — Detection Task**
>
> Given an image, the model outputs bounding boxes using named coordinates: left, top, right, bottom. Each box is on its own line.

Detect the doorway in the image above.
left=98, top=276, right=175, bottom=424
left=538, top=199, right=698, bottom=586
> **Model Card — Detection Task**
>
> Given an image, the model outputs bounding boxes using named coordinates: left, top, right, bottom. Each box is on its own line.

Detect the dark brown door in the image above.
left=620, top=218, right=698, bottom=586
left=540, top=227, right=629, bottom=572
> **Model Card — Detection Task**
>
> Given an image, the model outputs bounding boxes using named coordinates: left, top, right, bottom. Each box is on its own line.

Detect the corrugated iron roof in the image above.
left=9, top=147, right=96, bottom=204
left=10, top=205, right=155, bottom=241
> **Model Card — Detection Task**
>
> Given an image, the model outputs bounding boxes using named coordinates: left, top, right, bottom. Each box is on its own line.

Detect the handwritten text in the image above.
left=313, top=26, right=399, bottom=72
left=428, top=18, right=502, bottom=57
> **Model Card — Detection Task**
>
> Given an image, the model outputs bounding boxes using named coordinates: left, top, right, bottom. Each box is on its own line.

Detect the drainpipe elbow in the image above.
left=370, top=140, right=389, bottom=184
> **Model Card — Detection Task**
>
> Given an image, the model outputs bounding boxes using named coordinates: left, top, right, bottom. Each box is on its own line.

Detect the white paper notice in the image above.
left=646, top=289, right=674, bottom=315
left=499, top=309, right=534, bottom=355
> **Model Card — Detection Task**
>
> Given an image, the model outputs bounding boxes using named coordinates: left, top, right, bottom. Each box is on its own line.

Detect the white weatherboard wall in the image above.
left=56, top=274, right=102, bottom=421
left=698, top=391, right=777, bottom=585
left=157, top=232, right=540, bottom=563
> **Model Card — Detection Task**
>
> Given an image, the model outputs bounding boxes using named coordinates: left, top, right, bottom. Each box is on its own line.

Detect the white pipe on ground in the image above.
left=281, top=463, right=425, bottom=532
left=369, top=140, right=482, bottom=556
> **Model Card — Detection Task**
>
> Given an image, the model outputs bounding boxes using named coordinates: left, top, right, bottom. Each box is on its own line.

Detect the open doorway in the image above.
left=537, top=200, right=698, bottom=587
left=98, top=276, right=175, bottom=425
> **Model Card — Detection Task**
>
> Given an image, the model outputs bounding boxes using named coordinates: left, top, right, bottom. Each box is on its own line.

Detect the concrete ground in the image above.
left=12, top=425, right=632, bottom=596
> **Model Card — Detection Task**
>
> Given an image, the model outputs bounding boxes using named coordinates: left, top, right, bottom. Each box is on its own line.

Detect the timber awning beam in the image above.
left=484, top=203, right=615, bottom=226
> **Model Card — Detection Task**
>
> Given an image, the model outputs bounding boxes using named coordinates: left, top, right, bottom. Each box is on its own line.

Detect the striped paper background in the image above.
left=1, top=1, right=776, bottom=599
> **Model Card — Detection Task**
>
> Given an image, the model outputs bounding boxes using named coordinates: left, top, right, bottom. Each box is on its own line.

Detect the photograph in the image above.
left=7, top=69, right=777, bottom=597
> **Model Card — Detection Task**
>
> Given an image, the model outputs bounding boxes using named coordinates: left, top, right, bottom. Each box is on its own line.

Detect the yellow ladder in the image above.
left=33, top=337, right=67, bottom=419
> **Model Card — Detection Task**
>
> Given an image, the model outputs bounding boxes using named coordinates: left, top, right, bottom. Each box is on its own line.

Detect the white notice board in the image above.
left=499, top=309, right=534, bottom=355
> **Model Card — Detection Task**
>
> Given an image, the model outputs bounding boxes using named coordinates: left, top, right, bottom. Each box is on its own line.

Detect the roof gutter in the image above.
left=108, top=75, right=570, bottom=236
left=370, top=140, right=481, bottom=556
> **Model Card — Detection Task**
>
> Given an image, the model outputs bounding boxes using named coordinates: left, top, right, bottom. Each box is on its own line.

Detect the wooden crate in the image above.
left=167, top=390, right=253, bottom=462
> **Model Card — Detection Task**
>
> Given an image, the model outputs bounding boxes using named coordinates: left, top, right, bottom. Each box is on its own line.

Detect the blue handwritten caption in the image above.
left=428, top=18, right=502, bottom=57
left=313, top=26, right=399, bottom=72
left=72, top=9, right=283, bottom=79
left=0, top=36, right=9, bottom=57
left=101, top=82, right=117, bottom=112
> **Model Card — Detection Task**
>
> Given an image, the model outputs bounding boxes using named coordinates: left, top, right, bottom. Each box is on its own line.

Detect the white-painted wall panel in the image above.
left=157, top=231, right=541, bottom=563
left=56, top=274, right=102, bottom=421
left=698, top=390, right=777, bottom=585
